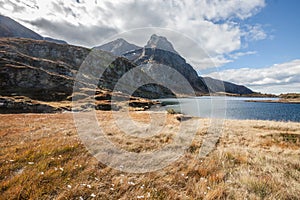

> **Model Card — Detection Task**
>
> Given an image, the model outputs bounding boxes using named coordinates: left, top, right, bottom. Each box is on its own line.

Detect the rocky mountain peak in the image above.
left=0, top=15, right=42, bottom=40
left=95, top=38, right=141, bottom=56
left=145, top=34, right=178, bottom=54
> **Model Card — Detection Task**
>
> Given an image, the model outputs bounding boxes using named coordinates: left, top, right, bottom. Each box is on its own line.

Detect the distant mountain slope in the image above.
left=202, top=77, right=253, bottom=95
left=43, top=37, right=67, bottom=45
left=0, top=15, right=67, bottom=44
left=0, top=15, right=42, bottom=40
left=95, top=38, right=141, bottom=56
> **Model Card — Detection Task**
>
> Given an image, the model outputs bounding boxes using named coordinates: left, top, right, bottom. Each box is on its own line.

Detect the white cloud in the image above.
left=243, top=24, right=267, bottom=41
left=0, top=0, right=266, bottom=68
left=204, top=59, right=300, bottom=94
left=200, top=0, right=265, bottom=20
left=229, top=51, right=257, bottom=59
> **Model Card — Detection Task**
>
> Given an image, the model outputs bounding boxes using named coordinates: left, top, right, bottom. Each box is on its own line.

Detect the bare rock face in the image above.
left=0, top=38, right=90, bottom=101
left=145, top=34, right=178, bottom=55
left=124, top=48, right=209, bottom=94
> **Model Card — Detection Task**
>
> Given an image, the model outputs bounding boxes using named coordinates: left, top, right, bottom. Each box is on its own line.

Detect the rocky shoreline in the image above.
left=0, top=90, right=159, bottom=114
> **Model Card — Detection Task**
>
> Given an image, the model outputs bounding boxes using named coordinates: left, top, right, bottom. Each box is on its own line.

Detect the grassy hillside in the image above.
left=0, top=111, right=299, bottom=199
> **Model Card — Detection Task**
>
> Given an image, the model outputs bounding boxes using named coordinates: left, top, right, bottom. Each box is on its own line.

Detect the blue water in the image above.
left=158, top=96, right=300, bottom=122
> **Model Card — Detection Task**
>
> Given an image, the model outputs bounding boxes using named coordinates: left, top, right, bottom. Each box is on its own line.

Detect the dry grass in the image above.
left=0, top=111, right=300, bottom=199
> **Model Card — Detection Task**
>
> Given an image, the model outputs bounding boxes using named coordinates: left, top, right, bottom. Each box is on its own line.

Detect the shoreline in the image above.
left=245, top=98, right=300, bottom=104
left=1, top=110, right=299, bottom=123
left=1, top=107, right=300, bottom=122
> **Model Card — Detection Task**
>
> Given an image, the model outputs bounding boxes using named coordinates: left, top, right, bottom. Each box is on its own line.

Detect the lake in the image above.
left=158, top=96, right=300, bottom=122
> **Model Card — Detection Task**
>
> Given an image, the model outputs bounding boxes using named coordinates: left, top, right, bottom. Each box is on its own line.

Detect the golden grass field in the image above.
left=0, top=111, right=300, bottom=199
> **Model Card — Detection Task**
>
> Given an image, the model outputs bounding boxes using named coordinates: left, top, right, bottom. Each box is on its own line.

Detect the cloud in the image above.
left=27, top=18, right=118, bottom=47
left=243, top=24, right=267, bottom=41
left=229, top=51, right=257, bottom=59
left=200, top=0, right=265, bottom=20
left=204, top=59, right=300, bottom=94
left=0, top=0, right=267, bottom=68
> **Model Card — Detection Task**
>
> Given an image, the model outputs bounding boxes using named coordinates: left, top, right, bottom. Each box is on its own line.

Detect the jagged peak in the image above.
left=145, top=34, right=178, bottom=54
left=113, top=38, right=128, bottom=43
left=95, top=38, right=141, bottom=56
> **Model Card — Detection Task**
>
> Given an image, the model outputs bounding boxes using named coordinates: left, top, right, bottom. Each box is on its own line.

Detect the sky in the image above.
left=0, top=0, right=299, bottom=94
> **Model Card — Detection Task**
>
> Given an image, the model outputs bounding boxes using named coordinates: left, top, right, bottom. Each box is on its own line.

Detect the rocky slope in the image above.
left=124, top=48, right=208, bottom=94
left=202, top=77, right=253, bottom=95
left=0, top=15, right=67, bottom=44
left=0, top=38, right=88, bottom=101
left=0, top=38, right=169, bottom=113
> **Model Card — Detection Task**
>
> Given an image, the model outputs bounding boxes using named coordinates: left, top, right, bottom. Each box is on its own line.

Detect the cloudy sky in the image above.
left=0, top=0, right=299, bottom=94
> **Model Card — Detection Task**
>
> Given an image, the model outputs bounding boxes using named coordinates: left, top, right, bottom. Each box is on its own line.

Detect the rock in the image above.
left=95, top=103, right=120, bottom=111
left=0, top=38, right=89, bottom=101
left=0, top=96, right=61, bottom=113
left=175, top=114, right=192, bottom=121
left=129, top=101, right=153, bottom=109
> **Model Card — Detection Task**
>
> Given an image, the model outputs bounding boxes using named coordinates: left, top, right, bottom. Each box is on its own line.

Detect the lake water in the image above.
left=158, top=96, right=300, bottom=122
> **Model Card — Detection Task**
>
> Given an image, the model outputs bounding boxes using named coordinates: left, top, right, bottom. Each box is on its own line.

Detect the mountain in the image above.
left=124, top=48, right=208, bottom=94
left=0, top=14, right=254, bottom=96
left=102, top=34, right=254, bottom=95
left=0, top=38, right=89, bottom=101
left=0, top=38, right=173, bottom=113
left=0, top=15, right=42, bottom=40
left=0, top=15, right=67, bottom=44
left=95, top=38, right=141, bottom=56
left=0, top=19, right=254, bottom=113
left=0, top=38, right=173, bottom=100
left=145, top=34, right=178, bottom=54
left=202, top=77, right=253, bottom=95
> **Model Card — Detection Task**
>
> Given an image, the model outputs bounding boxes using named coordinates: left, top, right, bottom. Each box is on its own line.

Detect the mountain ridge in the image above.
left=202, top=77, right=253, bottom=95
left=100, top=36, right=253, bottom=95
left=0, top=15, right=67, bottom=44
left=95, top=38, right=141, bottom=56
